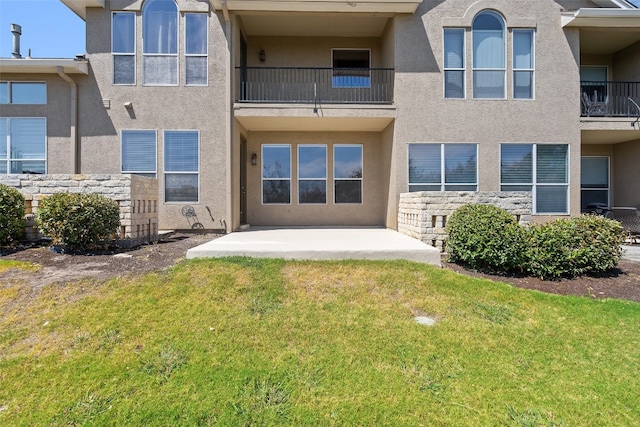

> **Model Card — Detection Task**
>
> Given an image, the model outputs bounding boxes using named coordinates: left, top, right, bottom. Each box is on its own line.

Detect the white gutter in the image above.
left=562, top=8, right=640, bottom=27
left=57, top=66, right=79, bottom=174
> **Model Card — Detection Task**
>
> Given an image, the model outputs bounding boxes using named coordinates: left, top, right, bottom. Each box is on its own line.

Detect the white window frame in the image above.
left=500, top=143, right=570, bottom=215
left=262, top=144, right=292, bottom=205
left=142, top=0, right=179, bottom=87
left=580, top=156, right=610, bottom=210
left=443, top=28, right=466, bottom=99
left=331, top=48, right=371, bottom=89
left=472, top=10, right=506, bottom=100
left=408, top=143, right=478, bottom=191
left=0, top=117, right=47, bottom=174
left=0, top=81, right=47, bottom=104
left=512, top=29, right=535, bottom=100
left=184, top=13, right=208, bottom=86
left=297, top=144, right=327, bottom=205
left=333, top=144, right=363, bottom=204
left=120, top=129, right=157, bottom=177
left=111, top=11, right=136, bottom=86
left=163, top=130, right=200, bottom=203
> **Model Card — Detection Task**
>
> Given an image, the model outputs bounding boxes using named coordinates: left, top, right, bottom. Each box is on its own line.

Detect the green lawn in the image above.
left=1, top=257, right=639, bottom=426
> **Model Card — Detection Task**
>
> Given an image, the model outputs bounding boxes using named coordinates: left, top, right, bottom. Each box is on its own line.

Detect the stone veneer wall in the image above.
left=0, top=174, right=158, bottom=247
left=398, top=192, right=533, bottom=250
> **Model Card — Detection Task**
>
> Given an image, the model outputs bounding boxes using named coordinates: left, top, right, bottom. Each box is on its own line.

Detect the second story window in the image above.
left=513, top=30, right=535, bottom=99
left=472, top=11, right=505, bottom=99
left=143, top=0, right=178, bottom=86
left=185, top=14, right=208, bottom=86
left=0, top=82, right=46, bottom=104
left=443, top=29, right=465, bottom=99
left=112, top=12, right=136, bottom=85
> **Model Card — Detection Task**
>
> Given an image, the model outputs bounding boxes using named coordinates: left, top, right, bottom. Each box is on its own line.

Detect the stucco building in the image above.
left=1, top=0, right=639, bottom=237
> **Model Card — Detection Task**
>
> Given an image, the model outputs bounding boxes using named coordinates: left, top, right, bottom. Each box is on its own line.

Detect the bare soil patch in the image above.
left=1, top=233, right=639, bottom=303
left=0, top=233, right=218, bottom=288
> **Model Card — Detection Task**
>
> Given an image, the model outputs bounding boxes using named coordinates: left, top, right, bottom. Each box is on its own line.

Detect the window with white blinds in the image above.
left=444, top=28, right=465, bottom=99
left=112, top=12, right=135, bottom=85
left=121, top=130, right=156, bottom=176
left=408, top=143, right=477, bottom=191
left=0, top=117, right=46, bottom=174
left=513, top=30, right=534, bottom=99
left=164, top=130, right=199, bottom=202
left=472, top=11, right=505, bottom=99
left=143, top=0, right=178, bottom=85
left=185, top=14, right=208, bottom=86
left=500, top=144, right=569, bottom=214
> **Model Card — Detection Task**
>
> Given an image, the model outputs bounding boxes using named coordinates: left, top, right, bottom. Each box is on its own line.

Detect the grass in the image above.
left=0, top=257, right=639, bottom=426
left=0, top=259, right=38, bottom=274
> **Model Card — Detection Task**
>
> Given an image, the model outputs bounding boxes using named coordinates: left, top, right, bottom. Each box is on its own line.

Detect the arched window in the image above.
left=472, top=10, right=505, bottom=99
left=143, top=0, right=178, bottom=85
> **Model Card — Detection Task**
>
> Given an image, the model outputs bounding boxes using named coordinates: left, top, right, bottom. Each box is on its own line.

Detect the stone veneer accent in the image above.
left=398, top=191, right=532, bottom=250
left=0, top=174, right=159, bottom=247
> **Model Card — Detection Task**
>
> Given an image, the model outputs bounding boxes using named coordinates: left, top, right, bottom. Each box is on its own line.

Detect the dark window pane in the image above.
left=335, top=180, right=362, bottom=204
left=299, top=180, right=326, bottom=204
left=263, top=180, right=290, bottom=204
left=165, top=174, right=198, bottom=202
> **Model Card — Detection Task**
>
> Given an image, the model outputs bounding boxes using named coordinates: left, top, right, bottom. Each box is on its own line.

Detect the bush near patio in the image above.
left=526, top=215, right=625, bottom=280
left=445, top=204, right=528, bottom=274
left=0, top=183, right=26, bottom=245
left=446, top=204, right=625, bottom=280
left=36, top=193, right=120, bottom=252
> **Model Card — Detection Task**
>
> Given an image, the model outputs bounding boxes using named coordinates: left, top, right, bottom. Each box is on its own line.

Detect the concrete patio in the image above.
left=186, top=227, right=441, bottom=265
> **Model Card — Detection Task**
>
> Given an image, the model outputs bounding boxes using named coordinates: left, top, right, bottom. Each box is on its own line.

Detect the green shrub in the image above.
left=445, top=204, right=527, bottom=273
left=526, top=215, right=625, bottom=280
left=37, top=193, right=120, bottom=251
left=0, top=184, right=26, bottom=244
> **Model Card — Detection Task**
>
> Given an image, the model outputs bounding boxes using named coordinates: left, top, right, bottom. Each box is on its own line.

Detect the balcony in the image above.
left=236, top=67, right=394, bottom=104
left=581, top=81, right=640, bottom=117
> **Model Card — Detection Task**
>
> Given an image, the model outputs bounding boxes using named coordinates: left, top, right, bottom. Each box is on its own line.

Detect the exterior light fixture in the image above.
left=251, top=153, right=257, bottom=165
left=259, top=49, right=265, bottom=62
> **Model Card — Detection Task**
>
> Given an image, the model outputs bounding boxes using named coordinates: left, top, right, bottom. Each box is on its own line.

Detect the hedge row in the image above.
left=446, top=204, right=625, bottom=280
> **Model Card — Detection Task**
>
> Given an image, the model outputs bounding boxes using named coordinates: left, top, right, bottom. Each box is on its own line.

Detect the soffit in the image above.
left=582, top=130, right=640, bottom=145
left=0, top=59, right=89, bottom=75
left=60, top=0, right=105, bottom=20
left=239, top=13, right=390, bottom=37
left=580, top=27, right=640, bottom=54
left=211, top=0, right=420, bottom=14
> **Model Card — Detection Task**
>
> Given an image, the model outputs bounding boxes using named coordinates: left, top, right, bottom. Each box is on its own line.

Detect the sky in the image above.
left=0, top=0, right=638, bottom=58
left=0, top=0, right=85, bottom=58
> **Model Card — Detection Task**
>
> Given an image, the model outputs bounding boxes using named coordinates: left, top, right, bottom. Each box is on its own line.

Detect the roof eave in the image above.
left=562, top=8, right=640, bottom=27
left=210, top=0, right=420, bottom=14
left=0, top=58, right=89, bottom=75
left=59, top=0, right=105, bottom=21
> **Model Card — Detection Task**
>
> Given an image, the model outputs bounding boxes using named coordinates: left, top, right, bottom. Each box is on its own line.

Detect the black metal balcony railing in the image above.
left=580, top=81, right=640, bottom=117
left=236, top=67, right=394, bottom=104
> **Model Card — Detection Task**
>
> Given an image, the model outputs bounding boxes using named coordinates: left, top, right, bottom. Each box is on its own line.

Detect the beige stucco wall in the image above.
left=390, top=0, right=583, bottom=221
left=0, top=73, right=75, bottom=174
left=245, top=131, right=386, bottom=226
left=612, top=139, right=640, bottom=209
left=613, top=41, right=640, bottom=81
left=244, top=36, right=383, bottom=68
left=76, top=4, right=229, bottom=231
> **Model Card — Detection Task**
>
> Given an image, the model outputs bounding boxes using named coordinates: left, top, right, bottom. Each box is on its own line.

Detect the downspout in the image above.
left=57, top=66, right=79, bottom=174
left=222, top=0, right=232, bottom=233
